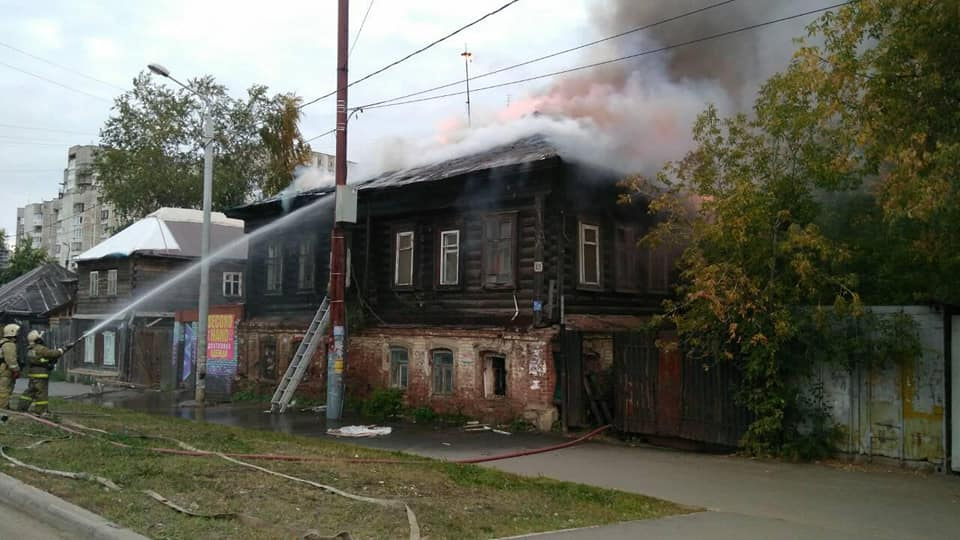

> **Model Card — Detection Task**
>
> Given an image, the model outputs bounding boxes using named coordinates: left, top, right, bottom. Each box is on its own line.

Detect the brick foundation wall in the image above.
left=347, top=326, right=560, bottom=426
left=237, top=319, right=326, bottom=398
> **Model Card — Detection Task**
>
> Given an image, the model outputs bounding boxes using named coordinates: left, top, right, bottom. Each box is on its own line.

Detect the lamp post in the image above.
left=461, top=45, right=472, bottom=127
left=148, top=63, right=214, bottom=404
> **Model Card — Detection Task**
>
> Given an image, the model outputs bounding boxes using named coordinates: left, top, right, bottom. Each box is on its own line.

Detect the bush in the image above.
left=361, top=388, right=404, bottom=421
left=231, top=389, right=269, bottom=403
left=409, top=406, right=439, bottom=424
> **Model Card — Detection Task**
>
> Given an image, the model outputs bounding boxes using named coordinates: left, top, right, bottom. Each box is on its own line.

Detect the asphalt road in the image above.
left=0, top=502, right=72, bottom=539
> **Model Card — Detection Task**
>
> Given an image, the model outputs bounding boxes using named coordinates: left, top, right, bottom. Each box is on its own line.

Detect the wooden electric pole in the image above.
left=327, top=0, right=349, bottom=421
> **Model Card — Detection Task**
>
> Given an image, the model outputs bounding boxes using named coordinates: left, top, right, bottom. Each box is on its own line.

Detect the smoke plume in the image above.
left=367, top=0, right=824, bottom=178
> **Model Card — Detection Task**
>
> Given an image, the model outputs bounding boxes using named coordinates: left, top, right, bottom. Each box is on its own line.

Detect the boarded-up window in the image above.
left=395, top=231, right=414, bottom=287
left=297, top=238, right=315, bottom=291
left=265, top=243, right=283, bottom=293
left=88, top=271, right=99, bottom=297
left=483, top=215, right=515, bottom=287
left=579, top=223, right=600, bottom=286
left=615, top=226, right=639, bottom=290
left=390, top=347, right=409, bottom=389
left=648, top=246, right=670, bottom=293
left=107, top=269, right=118, bottom=296
left=432, top=349, right=454, bottom=394
left=439, top=230, right=459, bottom=286
left=83, top=334, right=95, bottom=364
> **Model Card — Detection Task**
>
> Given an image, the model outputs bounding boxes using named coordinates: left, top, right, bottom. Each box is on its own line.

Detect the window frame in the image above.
left=647, top=245, right=671, bottom=294
left=394, top=230, right=415, bottom=289
left=579, top=221, right=602, bottom=288
left=431, top=349, right=455, bottom=395
left=222, top=271, right=243, bottom=297
left=437, top=228, right=461, bottom=287
left=483, top=353, right=508, bottom=399
left=106, top=269, right=118, bottom=296
left=264, top=242, right=283, bottom=295
left=88, top=270, right=99, bottom=297
left=389, top=347, right=409, bottom=390
left=296, top=238, right=316, bottom=293
left=614, top=224, right=639, bottom=292
left=482, top=213, right=517, bottom=289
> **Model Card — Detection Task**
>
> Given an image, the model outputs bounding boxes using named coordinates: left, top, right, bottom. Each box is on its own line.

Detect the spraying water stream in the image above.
left=79, top=192, right=336, bottom=341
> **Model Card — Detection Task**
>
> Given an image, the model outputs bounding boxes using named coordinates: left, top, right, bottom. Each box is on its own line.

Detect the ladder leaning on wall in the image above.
left=270, top=297, right=331, bottom=413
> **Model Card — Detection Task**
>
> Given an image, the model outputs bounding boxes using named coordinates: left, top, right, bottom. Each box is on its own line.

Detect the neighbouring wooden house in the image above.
left=0, top=262, right=77, bottom=369
left=228, top=135, right=693, bottom=430
left=70, top=208, right=246, bottom=388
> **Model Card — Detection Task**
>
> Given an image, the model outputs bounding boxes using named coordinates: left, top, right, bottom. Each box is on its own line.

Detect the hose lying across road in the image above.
left=16, top=411, right=612, bottom=466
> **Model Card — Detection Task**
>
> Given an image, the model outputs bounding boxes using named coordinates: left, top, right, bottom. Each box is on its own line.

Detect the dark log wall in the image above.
left=242, top=202, right=333, bottom=319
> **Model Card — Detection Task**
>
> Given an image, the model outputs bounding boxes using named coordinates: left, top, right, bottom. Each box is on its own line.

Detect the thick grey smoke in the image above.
left=367, top=0, right=828, bottom=178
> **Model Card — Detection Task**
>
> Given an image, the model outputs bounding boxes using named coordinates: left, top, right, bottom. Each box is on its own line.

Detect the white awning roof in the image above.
left=74, top=216, right=180, bottom=261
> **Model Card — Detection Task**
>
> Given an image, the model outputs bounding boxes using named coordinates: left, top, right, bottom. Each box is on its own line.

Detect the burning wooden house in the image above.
left=229, top=135, right=679, bottom=429
left=70, top=208, right=246, bottom=387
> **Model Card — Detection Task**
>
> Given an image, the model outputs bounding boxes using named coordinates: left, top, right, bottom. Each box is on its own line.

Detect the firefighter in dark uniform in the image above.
left=17, top=330, right=63, bottom=416
left=0, top=324, right=21, bottom=409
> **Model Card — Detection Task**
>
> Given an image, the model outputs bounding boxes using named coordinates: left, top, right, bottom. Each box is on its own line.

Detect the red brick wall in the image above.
left=347, top=327, right=559, bottom=425
left=236, top=320, right=326, bottom=398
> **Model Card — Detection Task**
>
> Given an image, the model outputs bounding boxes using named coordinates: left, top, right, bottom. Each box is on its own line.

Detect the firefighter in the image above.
left=17, top=330, right=63, bottom=416
left=0, top=324, right=21, bottom=409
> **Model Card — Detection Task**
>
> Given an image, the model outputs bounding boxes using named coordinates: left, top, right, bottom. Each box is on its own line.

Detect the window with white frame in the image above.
left=297, top=238, right=315, bottom=291
left=88, top=271, right=99, bottom=297
left=579, top=222, right=601, bottom=286
left=223, top=272, right=243, bottom=297
left=394, top=231, right=414, bottom=287
left=265, top=243, right=283, bottom=293
left=107, top=269, right=118, bottom=296
left=390, top=347, right=409, bottom=389
left=439, top=229, right=460, bottom=286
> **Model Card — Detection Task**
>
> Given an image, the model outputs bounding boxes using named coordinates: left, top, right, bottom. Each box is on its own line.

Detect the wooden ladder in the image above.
left=270, top=297, right=331, bottom=413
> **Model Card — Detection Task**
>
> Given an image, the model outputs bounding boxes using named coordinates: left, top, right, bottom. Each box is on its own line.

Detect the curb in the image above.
left=0, top=472, right=148, bottom=540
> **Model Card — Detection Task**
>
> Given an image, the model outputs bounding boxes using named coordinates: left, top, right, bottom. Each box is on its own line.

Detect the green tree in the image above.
left=0, top=237, right=49, bottom=285
left=96, top=73, right=312, bottom=223
left=764, top=0, right=960, bottom=303
left=260, top=94, right=312, bottom=197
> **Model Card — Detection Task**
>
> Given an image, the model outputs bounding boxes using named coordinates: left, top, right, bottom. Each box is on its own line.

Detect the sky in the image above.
left=0, top=0, right=831, bottom=246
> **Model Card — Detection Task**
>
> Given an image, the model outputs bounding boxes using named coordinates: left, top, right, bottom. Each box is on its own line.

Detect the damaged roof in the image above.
left=227, top=135, right=563, bottom=216
left=0, top=263, right=76, bottom=318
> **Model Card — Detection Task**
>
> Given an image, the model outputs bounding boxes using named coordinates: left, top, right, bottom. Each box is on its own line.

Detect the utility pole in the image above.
left=326, top=0, right=350, bottom=422
left=461, top=44, right=472, bottom=127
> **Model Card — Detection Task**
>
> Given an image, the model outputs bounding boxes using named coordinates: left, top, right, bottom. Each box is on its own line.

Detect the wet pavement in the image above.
left=91, top=388, right=570, bottom=461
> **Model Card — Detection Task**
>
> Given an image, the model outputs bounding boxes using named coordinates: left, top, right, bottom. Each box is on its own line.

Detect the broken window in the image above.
left=615, top=226, right=638, bottom=291
left=579, top=222, right=601, bottom=286
left=395, top=231, right=414, bottom=287
left=483, top=214, right=515, bottom=287
left=260, top=337, right=277, bottom=380
left=439, top=229, right=460, bottom=286
left=265, top=242, right=283, bottom=294
left=107, top=269, right=118, bottom=296
left=432, top=349, right=454, bottom=394
left=222, top=272, right=243, bottom=297
left=88, top=270, right=99, bottom=297
left=483, top=354, right=507, bottom=398
left=297, top=238, right=315, bottom=291
left=390, top=347, right=409, bottom=390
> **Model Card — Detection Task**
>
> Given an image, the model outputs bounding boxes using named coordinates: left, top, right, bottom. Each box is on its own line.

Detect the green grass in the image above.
left=0, top=400, right=689, bottom=539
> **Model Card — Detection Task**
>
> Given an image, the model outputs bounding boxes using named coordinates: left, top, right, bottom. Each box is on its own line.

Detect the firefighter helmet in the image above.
left=26, top=330, right=43, bottom=345
left=2, top=324, right=20, bottom=338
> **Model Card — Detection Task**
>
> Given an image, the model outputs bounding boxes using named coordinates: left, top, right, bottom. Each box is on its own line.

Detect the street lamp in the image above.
left=148, top=62, right=214, bottom=405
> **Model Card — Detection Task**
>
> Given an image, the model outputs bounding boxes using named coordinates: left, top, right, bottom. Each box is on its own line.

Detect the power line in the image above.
left=349, top=0, right=376, bottom=58
left=359, top=0, right=738, bottom=109
left=0, top=40, right=127, bottom=92
left=299, top=0, right=522, bottom=110
left=304, top=129, right=337, bottom=143
left=361, top=1, right=857, bottom=111
left=0, top=60, right=112, bottom=102
left=0, top=123, right=98, bottom=136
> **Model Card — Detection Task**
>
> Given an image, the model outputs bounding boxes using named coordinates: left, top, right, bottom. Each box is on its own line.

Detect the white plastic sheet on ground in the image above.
left=326, top=425, right=392, bottom=438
